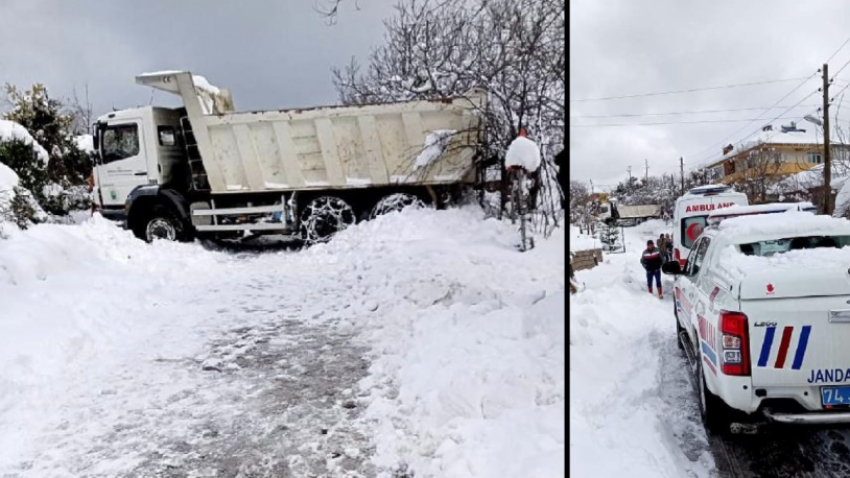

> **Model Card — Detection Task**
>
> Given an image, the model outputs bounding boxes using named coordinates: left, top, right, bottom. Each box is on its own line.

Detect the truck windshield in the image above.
left=102, top=124, right=140, bottom=164
left=681, top=215, right=707, bottom=249
left=738, top=235, right=850, bottom=257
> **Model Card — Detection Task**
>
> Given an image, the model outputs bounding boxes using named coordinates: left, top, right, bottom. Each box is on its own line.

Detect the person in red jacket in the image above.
left=641, top=239, right=663, bottom=298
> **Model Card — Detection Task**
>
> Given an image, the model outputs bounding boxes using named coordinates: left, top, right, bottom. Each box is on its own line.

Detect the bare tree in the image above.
left=68, top=85, right=94, bottom=136
left=728, top=146, right=784, bottom=203
left=333, top=0, right=565, bottom=233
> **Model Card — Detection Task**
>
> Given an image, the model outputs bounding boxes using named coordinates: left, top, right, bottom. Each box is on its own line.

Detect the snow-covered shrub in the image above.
left=4, top=84, right=93, bottom=193
left=2, top=84, right=94, bottom=216
left=0, top=136, right=48, bottom=202
left=0, top=163, right=45, bottom=233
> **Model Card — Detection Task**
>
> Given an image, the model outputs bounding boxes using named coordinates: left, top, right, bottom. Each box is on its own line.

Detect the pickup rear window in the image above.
left=738, top=235, right=850, bottom=257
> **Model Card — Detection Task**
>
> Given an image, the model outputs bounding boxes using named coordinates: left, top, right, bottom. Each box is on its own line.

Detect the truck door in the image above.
left=97, top=121, right=148, bottom=207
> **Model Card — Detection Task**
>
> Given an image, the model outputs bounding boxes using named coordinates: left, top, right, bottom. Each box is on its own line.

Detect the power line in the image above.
left=685, top=74, right=819, bottom=165
left=827, top=33, right=850, bottom=64
left=569, top=77, right=811, bottom=103
left=569, top=105, right=820, bottom=119
left=569, top=115, right=807, bottom=127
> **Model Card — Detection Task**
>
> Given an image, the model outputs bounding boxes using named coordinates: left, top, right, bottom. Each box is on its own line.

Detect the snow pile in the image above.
left=505, top=136, right=541, bottom=172
left=0, top=162, right=17, bottom=191
left=717, top=242, right=850, bottom=280
left=0, top=119, right=49, bottom=164
left=414, top=129, right=456, bottom=170
left=570, top=223, right=714, bottom=477
left=570, top=225, right=599, bottom=251
left=305, top=208, right=566, bottom=478
left=717, top=210, right=850, bottom=237
left=192, top=75, right=222, bottom=115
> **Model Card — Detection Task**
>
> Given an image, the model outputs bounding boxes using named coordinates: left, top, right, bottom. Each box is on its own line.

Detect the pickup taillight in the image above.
left=719, top=311, right=751, bottom=376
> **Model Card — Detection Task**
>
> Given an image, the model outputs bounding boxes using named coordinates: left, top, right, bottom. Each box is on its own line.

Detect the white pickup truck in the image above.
left=663, top=204, right=850, bottom=432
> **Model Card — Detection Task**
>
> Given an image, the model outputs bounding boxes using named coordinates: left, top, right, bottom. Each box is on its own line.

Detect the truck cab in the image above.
left=92, top=107, right=186, bottom=220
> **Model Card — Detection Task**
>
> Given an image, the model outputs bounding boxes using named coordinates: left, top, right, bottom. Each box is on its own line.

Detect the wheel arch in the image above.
left=126, top=187, right=190, bottom=237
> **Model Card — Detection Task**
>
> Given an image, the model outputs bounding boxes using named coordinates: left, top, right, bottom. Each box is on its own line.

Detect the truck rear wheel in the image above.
left=138, top=206, right=190, bottom=243
left=300, top=196, right=356, bottom=245
left=370, top=193, right=426, bottom=219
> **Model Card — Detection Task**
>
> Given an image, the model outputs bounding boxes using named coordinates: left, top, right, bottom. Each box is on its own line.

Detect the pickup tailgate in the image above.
left=742, top=268, right=850, bottom=389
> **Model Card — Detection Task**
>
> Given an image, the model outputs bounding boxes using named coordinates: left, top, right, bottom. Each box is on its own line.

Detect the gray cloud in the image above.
left=570, top=0, right=850, bottom=189
left=0, top=0, right=395, bottom=116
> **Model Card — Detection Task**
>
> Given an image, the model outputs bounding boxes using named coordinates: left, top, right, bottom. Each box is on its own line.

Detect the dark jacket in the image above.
left=641, top=246, right=663, bottom=271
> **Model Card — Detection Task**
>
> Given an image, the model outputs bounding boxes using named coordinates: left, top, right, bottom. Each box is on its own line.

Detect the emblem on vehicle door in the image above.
left=766, top=283, right=775, bottom=295
left=110, top=190, right=117, bottom=200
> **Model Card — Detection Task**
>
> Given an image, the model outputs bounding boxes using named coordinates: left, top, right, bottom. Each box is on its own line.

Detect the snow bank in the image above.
left=0, top=217, right=222, bottom=462
left=570, top=225, right=599, bottom=251
left=505, top=136, right=541, bottom=172
left=0, top=120, right=49, bottom=164
left=414, top=129, right=456, bottom=169
left=305, top=208, right=566, bottom=478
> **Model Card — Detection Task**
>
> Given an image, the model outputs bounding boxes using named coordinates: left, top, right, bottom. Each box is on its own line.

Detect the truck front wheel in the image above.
left=136, top=206, right=190, bottom=243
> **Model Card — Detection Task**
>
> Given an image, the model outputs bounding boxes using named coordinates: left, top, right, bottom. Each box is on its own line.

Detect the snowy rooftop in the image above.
left=706, top=127, right=832, bottom=167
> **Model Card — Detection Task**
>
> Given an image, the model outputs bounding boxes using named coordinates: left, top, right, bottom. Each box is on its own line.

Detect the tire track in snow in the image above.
left=3, top=251, right=378, bottom=478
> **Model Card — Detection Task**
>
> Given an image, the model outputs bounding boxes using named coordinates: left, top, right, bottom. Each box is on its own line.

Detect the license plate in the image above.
left=821, top=386, right=850, bottom=406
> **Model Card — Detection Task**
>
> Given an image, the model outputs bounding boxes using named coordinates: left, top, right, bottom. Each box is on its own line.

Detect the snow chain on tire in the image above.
left=369, top=193, right=426, bottom=219
left=300, top=196, right=356, bottom=245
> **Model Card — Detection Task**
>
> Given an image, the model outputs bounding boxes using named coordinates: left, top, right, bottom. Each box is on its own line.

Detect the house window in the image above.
left=808, top=152, right=823, bottom=164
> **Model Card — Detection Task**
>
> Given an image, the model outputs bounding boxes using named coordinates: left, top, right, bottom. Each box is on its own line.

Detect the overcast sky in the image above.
left=570, top=0, right=850, bottom=191
left=0, top=0, right=394, bottom=116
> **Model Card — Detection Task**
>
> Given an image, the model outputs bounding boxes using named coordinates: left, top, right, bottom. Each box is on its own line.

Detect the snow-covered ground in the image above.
left=0, top=207, right=565, bottom=477
left=570, top=220, right=715, bottom=478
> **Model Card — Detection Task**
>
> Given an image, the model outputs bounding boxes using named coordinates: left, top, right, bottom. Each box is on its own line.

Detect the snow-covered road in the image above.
left=570, top=221, right=850, bottom=478
left=0, top=208, right=565, bottom=478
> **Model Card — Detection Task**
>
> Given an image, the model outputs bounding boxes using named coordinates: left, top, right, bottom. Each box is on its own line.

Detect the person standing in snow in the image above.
left=665, top=234, right=674, bottom=261
left=657, top=234, right=667, bottom=262
left=641, top=239, right=663, bottom=298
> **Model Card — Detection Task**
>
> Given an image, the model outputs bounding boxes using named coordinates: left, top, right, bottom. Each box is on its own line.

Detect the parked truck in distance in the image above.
left=91, top=71, right=486, bottom=243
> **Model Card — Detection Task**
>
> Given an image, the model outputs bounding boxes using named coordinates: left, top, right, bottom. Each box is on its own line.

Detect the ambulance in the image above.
left=672, top=185, right=748, bottom=267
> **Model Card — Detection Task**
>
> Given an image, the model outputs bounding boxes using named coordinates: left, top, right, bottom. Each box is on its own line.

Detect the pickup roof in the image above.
left=664, top=209, right=850, bottom=431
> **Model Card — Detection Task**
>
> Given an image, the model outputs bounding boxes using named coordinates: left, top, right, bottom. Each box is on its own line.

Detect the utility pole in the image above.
left=627, top=166, right=633, bottom=183
left=589, top=179, right=594, bottom=193
left=644, top=158, right=649, bottom=182
left=680, top=157, right=685, bottom=195
left=823, top=63, right=833, bottom=215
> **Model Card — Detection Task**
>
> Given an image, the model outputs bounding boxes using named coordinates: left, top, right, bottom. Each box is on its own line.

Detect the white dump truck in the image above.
left=92, top=71, right=486, bottom=243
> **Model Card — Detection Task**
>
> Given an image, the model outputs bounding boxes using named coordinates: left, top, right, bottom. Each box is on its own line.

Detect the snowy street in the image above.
left=570, top=221, right=850, bottom=478
left=0, top=209, right=565, bottom=478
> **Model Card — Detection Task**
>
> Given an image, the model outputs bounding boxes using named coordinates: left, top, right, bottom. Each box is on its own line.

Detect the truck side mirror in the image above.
left=92, top=123, right=100, bottom=151
left=662, top=261, right=683, bottom=275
